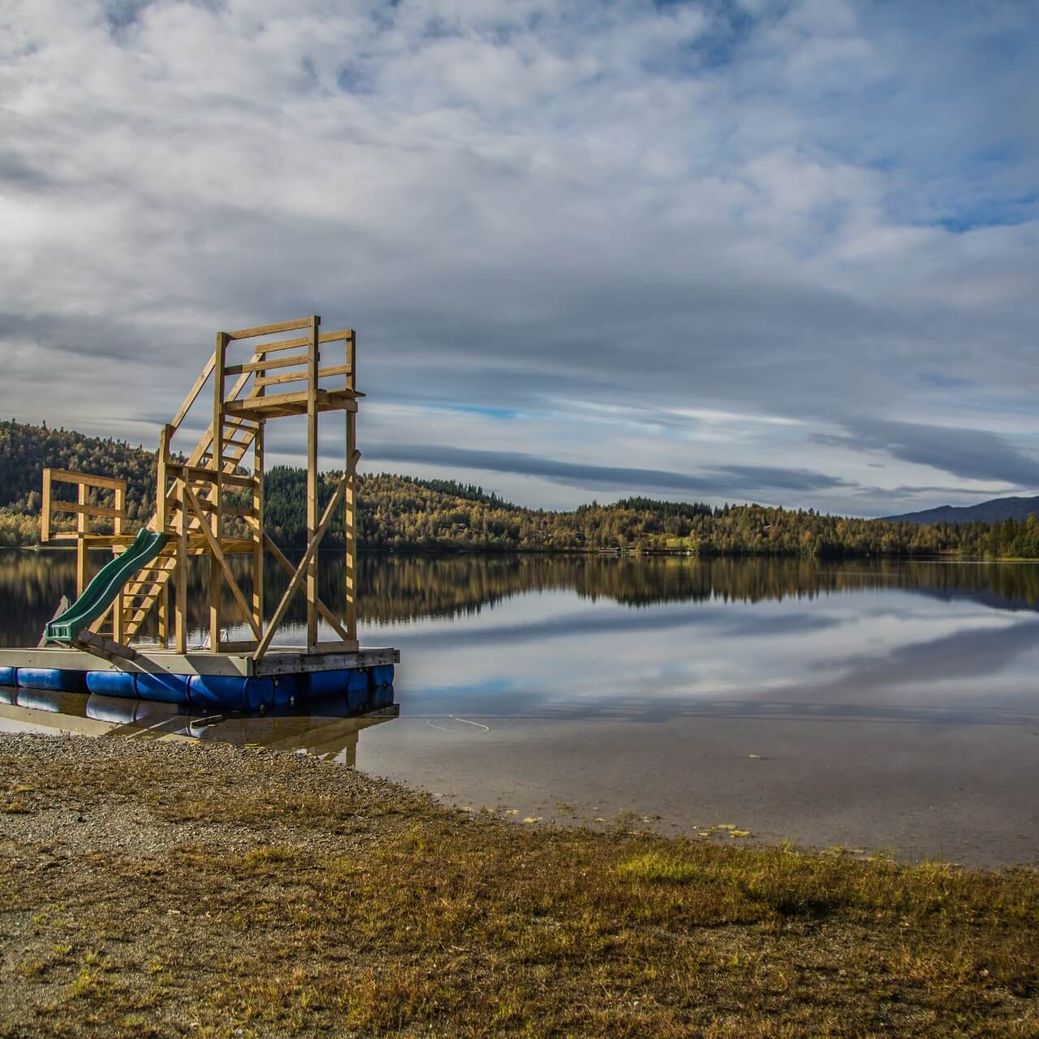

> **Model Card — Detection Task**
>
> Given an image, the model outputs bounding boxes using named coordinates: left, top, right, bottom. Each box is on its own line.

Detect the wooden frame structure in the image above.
left=44, top=316, right=363, bottom=662
left=40, top=468, right=134, bottom=643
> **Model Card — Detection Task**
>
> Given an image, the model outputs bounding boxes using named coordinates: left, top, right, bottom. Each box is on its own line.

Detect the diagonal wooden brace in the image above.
left=76, top=629, right=138, bottom=662
left=263, top=533, right=352, bottom=643
left=254, top=473, right=348, bottom=660
left=182, top=483, right=263, bottom=641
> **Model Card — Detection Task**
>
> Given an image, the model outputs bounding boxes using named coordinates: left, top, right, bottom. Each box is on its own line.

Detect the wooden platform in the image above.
left=224, top=387, right=360, bottom=421
left=0, top=645, right=399, bottom=679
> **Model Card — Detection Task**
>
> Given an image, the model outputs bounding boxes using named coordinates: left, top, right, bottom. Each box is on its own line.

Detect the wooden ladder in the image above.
left=119, top=414, right=262, bottom=642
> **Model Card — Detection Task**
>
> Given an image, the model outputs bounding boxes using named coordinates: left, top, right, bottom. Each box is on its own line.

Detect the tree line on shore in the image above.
left=3, top=418, right=1039, bottom=558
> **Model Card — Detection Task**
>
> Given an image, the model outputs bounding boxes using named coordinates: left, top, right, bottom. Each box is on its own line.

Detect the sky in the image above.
left=1, top=0, right=1037, bottom=517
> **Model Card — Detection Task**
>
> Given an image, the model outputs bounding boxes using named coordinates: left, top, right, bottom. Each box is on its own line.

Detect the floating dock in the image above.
left=0, top=646, right=398, bottom=712
left=5, top=315, right=399, bottom=716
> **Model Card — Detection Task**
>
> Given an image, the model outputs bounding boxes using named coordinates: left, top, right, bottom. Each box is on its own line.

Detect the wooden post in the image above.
left=114, top=484, right=125, bottom=538
left=113, top=589, right=126, bottom=645
left=156, top=425, right=171, bottom=533
left=115, top=475, right=126, bottom=646
left=76, top=480, right=88, bottom=599
left=112, top=475, right=128, bottom=642
left=306, top=315, right=321, bottom=650
left=344, top=331, right=357, bottom=641
left=210, top=331, right=228, bottom=652
left=175, top=478, right=188, bottom=654
left=41, top=469, right=52, bottom=544
left=251, top=424, right=265, bottom=643
left=155, top=425, right=171, bottom=648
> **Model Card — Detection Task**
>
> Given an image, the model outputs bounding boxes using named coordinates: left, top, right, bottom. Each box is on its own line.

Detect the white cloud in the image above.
left=0, top=0, right=1036, bottom=516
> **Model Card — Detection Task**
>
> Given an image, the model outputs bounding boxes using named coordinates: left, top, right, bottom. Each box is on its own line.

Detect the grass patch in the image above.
left=618, top=850, right=709, bottom=884
left=0, top=735, right=1037, bottom=1038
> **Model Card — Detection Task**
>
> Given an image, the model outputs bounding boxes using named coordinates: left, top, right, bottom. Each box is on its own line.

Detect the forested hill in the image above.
left=3, top=418, right=1039, bottom=558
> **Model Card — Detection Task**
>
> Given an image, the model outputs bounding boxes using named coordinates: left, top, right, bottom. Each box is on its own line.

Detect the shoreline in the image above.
left=6, top=542, right=1039, bottom=562
left=1, top=733, right=1037, bottom=1037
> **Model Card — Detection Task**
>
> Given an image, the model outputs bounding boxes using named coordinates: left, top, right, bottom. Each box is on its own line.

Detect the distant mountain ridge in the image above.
left=885, top=496, right=1039, bottom=525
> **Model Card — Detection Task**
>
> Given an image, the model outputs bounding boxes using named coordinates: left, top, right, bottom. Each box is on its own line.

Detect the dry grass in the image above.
left=0, top=734, right=1037, bottom=1038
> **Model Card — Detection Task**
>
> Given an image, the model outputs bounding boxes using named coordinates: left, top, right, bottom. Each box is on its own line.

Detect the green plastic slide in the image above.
left=44, top=528, right=169, bottom=644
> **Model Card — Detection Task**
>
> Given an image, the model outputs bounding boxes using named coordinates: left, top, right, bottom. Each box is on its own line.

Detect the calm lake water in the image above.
left=2, top=550, right=1038, bottom=866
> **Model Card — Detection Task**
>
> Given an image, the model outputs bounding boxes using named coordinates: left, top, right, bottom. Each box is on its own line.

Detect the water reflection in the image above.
left=0, top=685, right=397, bottom=764
left=5, top=549, right=1039, bottom=648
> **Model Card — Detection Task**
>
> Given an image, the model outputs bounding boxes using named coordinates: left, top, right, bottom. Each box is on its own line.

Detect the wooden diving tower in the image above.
left=16, top=316, right=395, bottom=683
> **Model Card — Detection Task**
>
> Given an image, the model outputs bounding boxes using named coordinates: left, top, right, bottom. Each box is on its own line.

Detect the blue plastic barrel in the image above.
left=136, top=672, right=191, bottom=705
left=0, top=685, right=15, bottom=705
left=308, top=668, right=370, bottom=701
left=370, top=664, right=395, bottom=688
left=347, top=669, right=370, bottom=711
left=188, top=674, right=274, bottom=712
left=86, top=671, right=136, bottom=698
left=0, top=666, right=15, bottom=687
left=272, top=674, right=301, bottom=707
left=15, top=668, right=87, bottom=693
left=306, top=669, right=347, bottom=698
left=245, top=677, right=275, bottom=712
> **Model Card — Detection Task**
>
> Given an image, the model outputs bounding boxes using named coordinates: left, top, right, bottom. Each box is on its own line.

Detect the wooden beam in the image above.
left=254, top=370, right=310, bottom=390
left=76, top=629, right=138, bottom=662
left=306, top=314, right=320, bottom=650
left=227, top=317, right=313, bottom=340
left=254, top=472, right=347, bottom=660
left=345, top=444, right=358, bottom=642
left=183, top=483, right=262, bottom=641
left=45, top=502, right=123, bottom=519
left=44, top=469, right=126, bottom=491
left=318, top=363, right=352, bottom=380
left=252, top=363, right=352, bottom=390
left=41, top=469, right=52, bottom=544
left=170, top=466, right=256, bottom=489
left=114, top=482, right=125, bottom=538
left=223, top=388, right=360, bottom=419
left=76, top=482, right=88, bottom=598
left=175, top=481, right=188, bottom=654
left=210, top=331, right=228, bottom=651
left=217, top=504, right=259, bottom=518
left=345, top=332, right=358, bottom=641
left=168, top=352, right=216, bottom=433
left=225, top=352, right=310, bottom=376
left=232, top=327, right=352, bottom=355
left=252, top=424, right=265, bottom=645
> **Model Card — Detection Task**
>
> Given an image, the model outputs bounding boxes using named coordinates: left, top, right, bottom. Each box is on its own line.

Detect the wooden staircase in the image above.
left=118, top=415, right=263, bottom=642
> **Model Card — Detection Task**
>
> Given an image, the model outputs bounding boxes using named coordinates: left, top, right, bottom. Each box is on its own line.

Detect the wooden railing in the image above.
left=40, top=468, right=130, bottom=641
left=41, top=468, right=126, bottom=545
